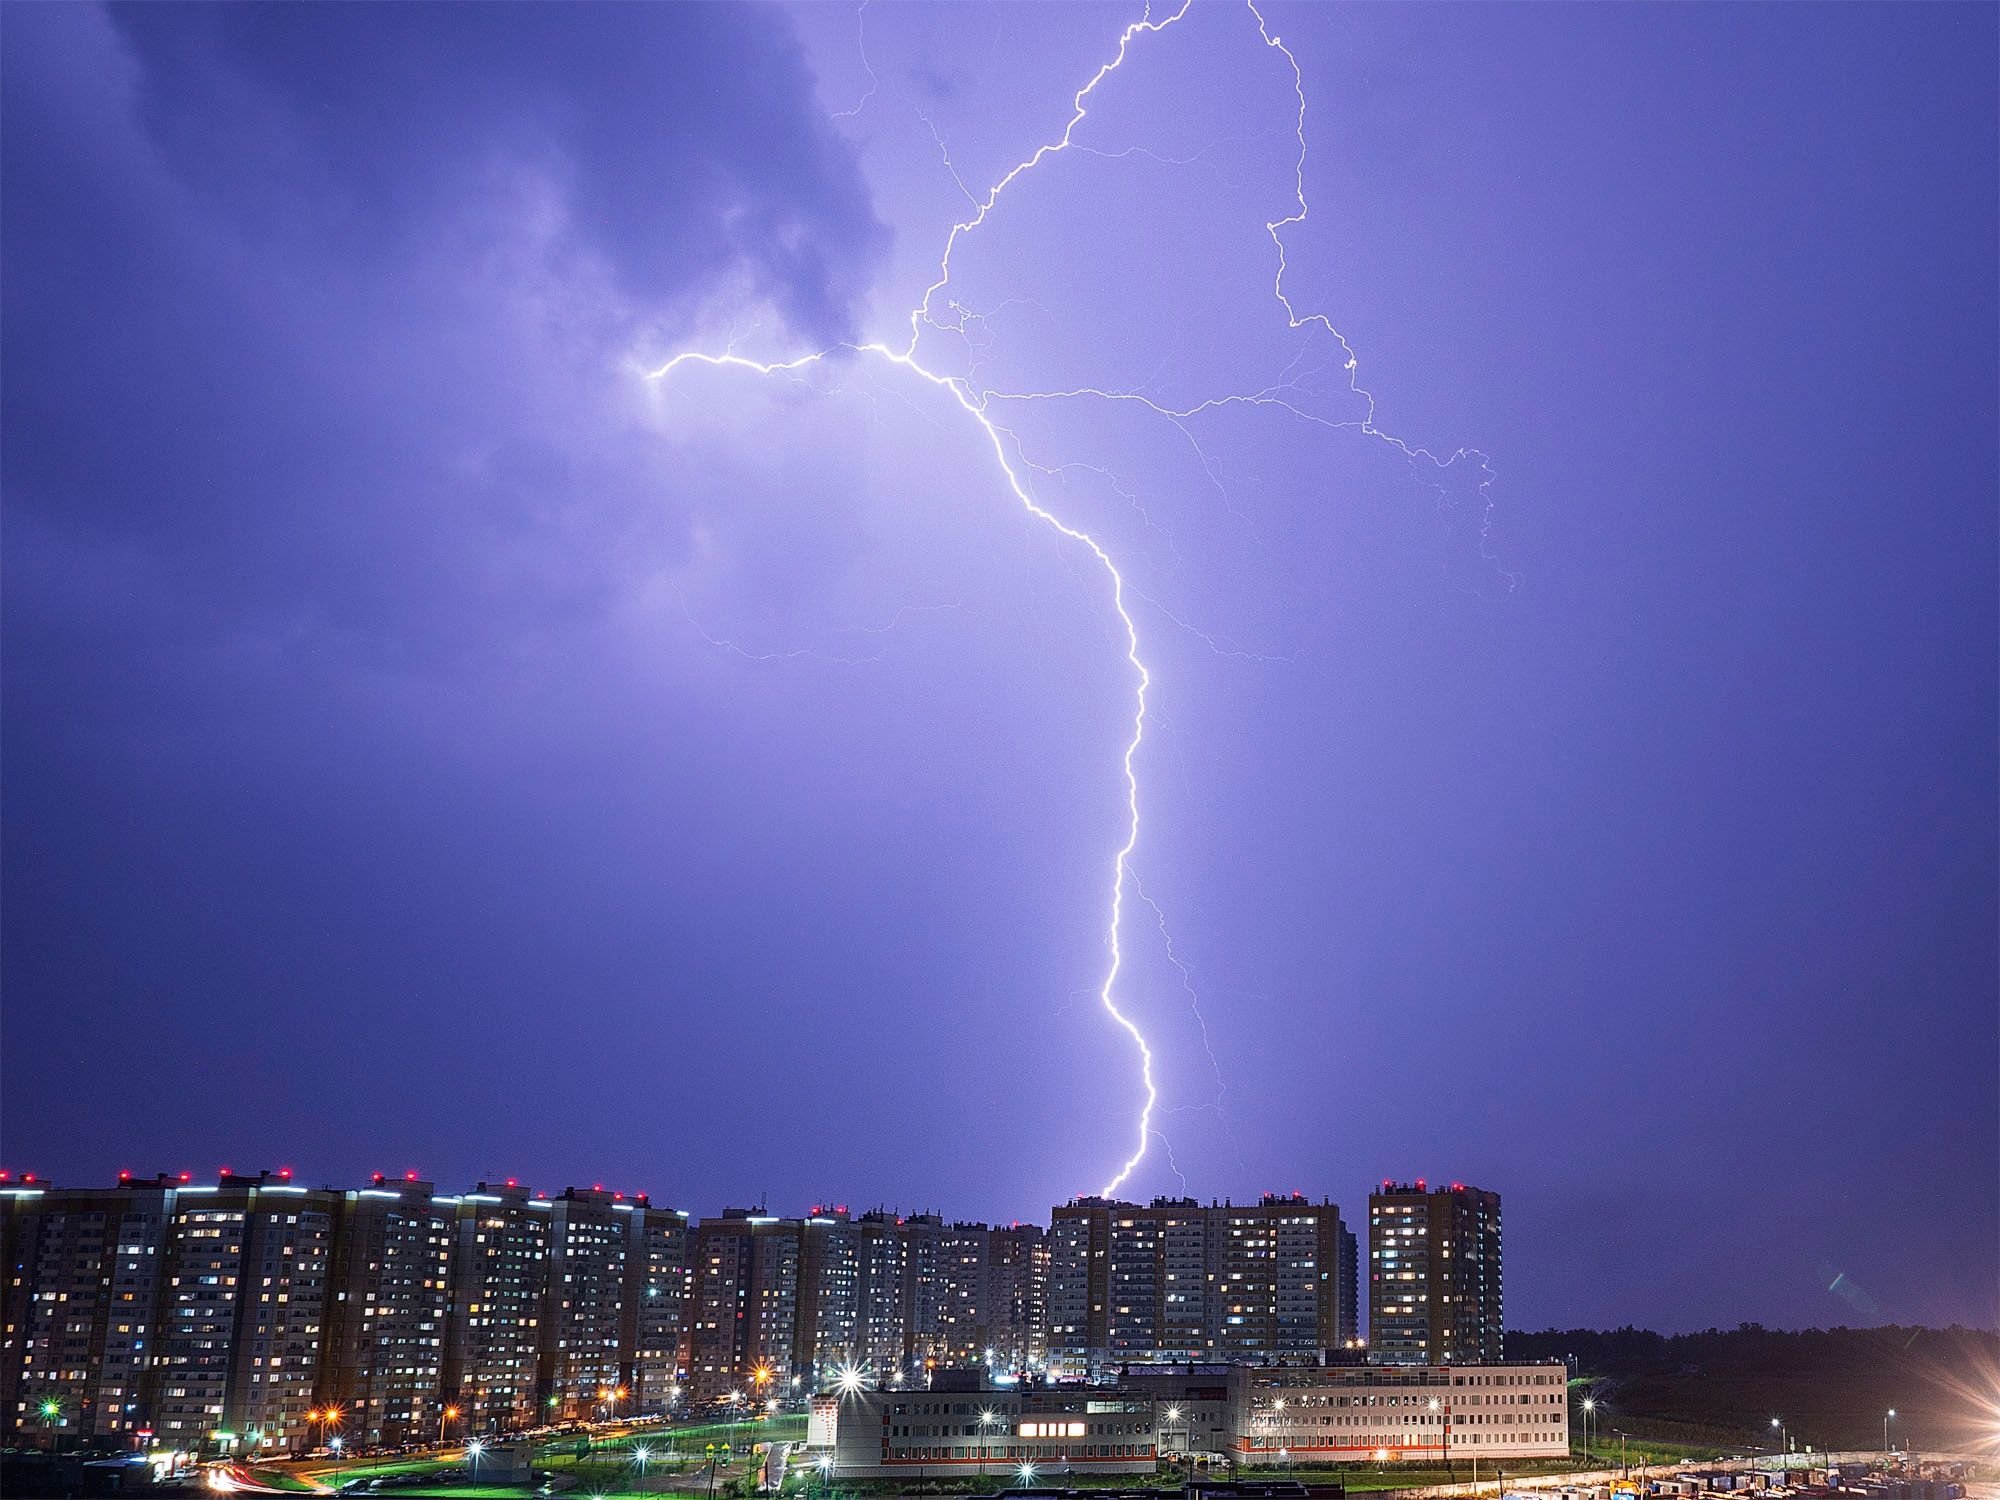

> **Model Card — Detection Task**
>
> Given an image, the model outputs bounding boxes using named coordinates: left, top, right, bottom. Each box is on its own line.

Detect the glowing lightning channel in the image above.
left=1246, top=1, right=1514, bottom=589
left=655, top=0, right=1505, bottom=1200
left=653, top=338, right=1160, bottom=1196
left=652, top=3, right=1200, bottom=1201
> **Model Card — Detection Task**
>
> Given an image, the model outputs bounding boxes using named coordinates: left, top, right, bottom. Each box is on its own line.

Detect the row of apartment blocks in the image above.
left=0, top=1172, right=686, bottom=1457
left=0, top=1172, right=1501, bottom=1459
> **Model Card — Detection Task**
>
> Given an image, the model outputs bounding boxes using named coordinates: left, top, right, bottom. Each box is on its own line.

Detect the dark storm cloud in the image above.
left=3, top=1, right=885, bottom=681
left=0, top=2, right=888, bottom=1152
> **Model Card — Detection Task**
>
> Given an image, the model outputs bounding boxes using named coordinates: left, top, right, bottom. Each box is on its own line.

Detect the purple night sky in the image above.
left=3, top=3, right=1994, bottom=1335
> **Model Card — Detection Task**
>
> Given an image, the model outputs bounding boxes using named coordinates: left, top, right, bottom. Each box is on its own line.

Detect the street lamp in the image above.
left=1771, top=1418, right=1787, bottom=1468
left=467, top=1437, right=484, bottom=1485
left=634, top=1443, right=652, bottom=1496
left=440, top=1404, right=460, bottom=1447
left=1884, top=1410, right=1896, bottom=1454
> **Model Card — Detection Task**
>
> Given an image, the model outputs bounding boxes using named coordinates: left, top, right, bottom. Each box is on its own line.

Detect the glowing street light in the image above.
left=440, top=1404, right=461, bottom=1446
left=1884, top=1410, right=1896, bottom=1454
left=1018, top=1462, right=1038, bottom=1485
left=836, top=1365, right=865, bottom=1397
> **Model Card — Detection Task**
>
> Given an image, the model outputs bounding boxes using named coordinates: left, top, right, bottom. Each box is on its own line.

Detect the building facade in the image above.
left=541, top=1189, right=634, bottom=1420
left=1046, top=1198, right=1112, bottom=1377
left=686, top=1210, right=803, bottom=1405
left=1368, top=1183, right=1503, bottom=1366
left=0, top=1176, right=177, bottom=1444
left=810, top=1361, right=1567, bottom=1478
left=620, top=1200, right=691, bottom=1414
left=441, top=1183, right=549, bottom=1434
left=1230, top=1362, right=1566, bottom=1462
left=153, top=1172, right=336, bottom=1455
left=985, top=1223, right=1048, bottom=1373
left=320, top=1177, right=453, bottom=1448
left=817, top=1376, right=1161, bottom=1478
left=1050, top=1194, right=1354, bottom=1376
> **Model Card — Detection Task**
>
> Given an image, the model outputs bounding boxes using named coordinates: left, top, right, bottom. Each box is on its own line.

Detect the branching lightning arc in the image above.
left=650, top=0, right=1495, bottom=1197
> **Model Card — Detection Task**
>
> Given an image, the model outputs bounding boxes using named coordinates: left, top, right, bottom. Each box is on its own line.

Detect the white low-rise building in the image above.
left=809, top=1362, right=1569, bottom=1477
left=1230, top=1363, right=1569, bottom=1463
left=818, top=1382, right=1160, bottom=1478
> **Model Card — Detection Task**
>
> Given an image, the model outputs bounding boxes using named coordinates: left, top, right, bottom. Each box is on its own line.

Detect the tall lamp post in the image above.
left=1580, top=1398, right=1596, bottom=1467
left=439, top=1404, right=460, bottom=1448
left=1884, top=1410, right=1896, bottom=1455
left=1771, top=1418, right=1787, bottom=1470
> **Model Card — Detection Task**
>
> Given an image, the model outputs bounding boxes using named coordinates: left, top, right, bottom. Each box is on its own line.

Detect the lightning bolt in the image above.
left=653, top=1, right=1193, bottom=1200
left=651, top=0, right=1500, bottom=1199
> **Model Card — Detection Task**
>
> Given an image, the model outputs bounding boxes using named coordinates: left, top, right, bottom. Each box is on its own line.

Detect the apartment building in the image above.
left=1368, top=1182, right=1503, bottom=1366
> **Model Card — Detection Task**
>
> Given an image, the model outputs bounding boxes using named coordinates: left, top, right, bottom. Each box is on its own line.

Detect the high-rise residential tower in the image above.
left=320, top=1176, right=453, bottom=1448
left=1367, top=1181, right=1502, bottom=1365
left=154, top=1171, right=336, bottom=1456
left=441, top=1182, right=549, bottom=1434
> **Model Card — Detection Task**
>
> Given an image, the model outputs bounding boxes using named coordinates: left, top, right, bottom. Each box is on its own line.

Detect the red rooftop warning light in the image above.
left=405, top=1171, right=418, bottom=1181
left=279, top=1168, right=293, bottom=1179
left=505, top=1178, right=518, bottom=1188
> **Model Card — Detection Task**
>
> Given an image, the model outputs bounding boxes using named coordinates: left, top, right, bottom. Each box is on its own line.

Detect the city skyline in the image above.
left=4, top=0, right=1995, bottom=1342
